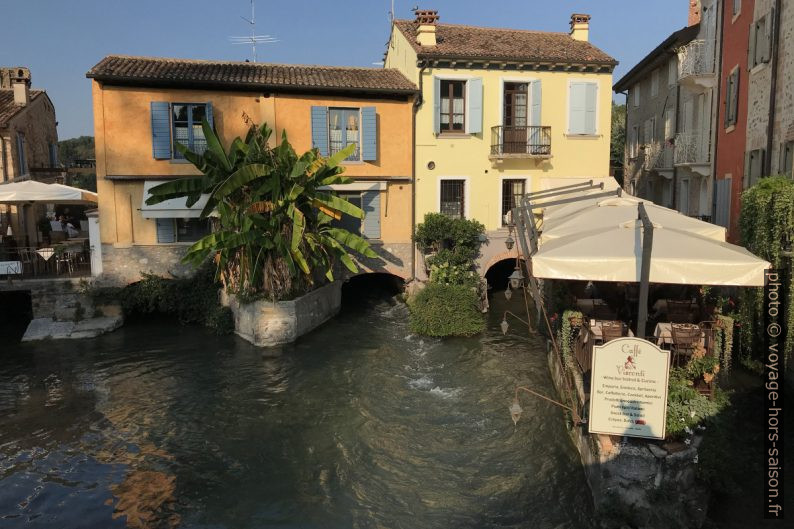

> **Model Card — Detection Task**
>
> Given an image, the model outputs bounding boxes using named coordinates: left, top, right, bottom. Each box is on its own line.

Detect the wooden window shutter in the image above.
left=150, top=101, right=172, bottom=159
left=361, top=191, right=381, bottom=239
left=763, top=10, right=774, bottom=63
left=569, top=82, right=586, bottom=134
left=530, top=79, right=542, bottom=127
left=433, top=77, right=441, bottom=135
left=748, top=21, right=757, bottom=69
left=311, top=106, right=329, bottom=156
left=205, top=102, right=214, bottom=130
left=466, top=78, right=483, bottom=134
left=361, top=107, right=377, bottom=161
left=156, top=218, right=176, bottom=243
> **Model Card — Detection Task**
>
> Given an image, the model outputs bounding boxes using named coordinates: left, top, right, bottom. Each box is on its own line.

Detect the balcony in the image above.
left=674, top=132, right=711, bottom=175
left=677, top=40, right=716, bottom=90
left=490, top=126, right=551, bottom=161
left=642, top=142, right=675, bottom=172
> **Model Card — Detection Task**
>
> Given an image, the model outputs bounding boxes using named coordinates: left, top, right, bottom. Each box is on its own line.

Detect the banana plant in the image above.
left=146, top=120, right=377, bottom=301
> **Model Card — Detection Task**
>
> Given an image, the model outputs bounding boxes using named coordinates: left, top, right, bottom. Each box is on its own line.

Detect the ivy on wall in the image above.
left=738, top=175, right=794, bottom=366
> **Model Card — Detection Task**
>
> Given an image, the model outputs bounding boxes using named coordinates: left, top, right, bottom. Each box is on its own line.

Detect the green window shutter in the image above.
left=569, top=82, right=586, bottom=134
left=151, top=101, right=172, bottom=159
left=763, top=10, right=774, bottom=63
left=361, top=191, right=381, bottom=239
left=584, top=83, right=597, bottom=135
left=748, top=21, right=757, bottom=69
left=156, top=218, right=176, bottom=243
left=311, top=106, right=329, bottom=156
left=433, top=77, right=441, bottom=135
left=361, top=107, right=377, bottom=161
left=466, top=78, right=483, bottom=134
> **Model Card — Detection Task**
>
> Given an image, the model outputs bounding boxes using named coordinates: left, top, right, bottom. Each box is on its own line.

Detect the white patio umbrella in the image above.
left=540, top=199, right=726, bottom=243
left=541, top=195, right=642, bottom=223
left=531, top=221, right=769, bottom=286
left=0, top=180, right=98, bottom=205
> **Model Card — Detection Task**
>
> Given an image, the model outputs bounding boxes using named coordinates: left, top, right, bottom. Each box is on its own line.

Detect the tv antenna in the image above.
left=228, top=0, right=279, bottom=62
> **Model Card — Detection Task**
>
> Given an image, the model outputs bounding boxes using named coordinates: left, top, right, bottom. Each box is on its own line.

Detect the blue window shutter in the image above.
left=362, top=191, right=381, bottom=239
left=156, top=218, right=176, bottom=243
left=433, top=77, right=441, bottom=135
left=585, top=83, right=598, bottom=135
left=530, top=80, right=542, bottom=126
left=467, top=78, right=483, bottom=134
left=361, top=107, right=377, bottom=161
left=569, top=83, right=586, bottom=134
left=311, top=106, right=329, bottom=156
left=151, top=101, right=172, bottom=159
left=205, top=102, right=214, bottom=129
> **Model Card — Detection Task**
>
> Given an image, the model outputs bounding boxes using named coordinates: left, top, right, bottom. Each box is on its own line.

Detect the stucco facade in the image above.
left=89, top=61, right=416, bottom=284
left=385, top=12, right=616, bottom=274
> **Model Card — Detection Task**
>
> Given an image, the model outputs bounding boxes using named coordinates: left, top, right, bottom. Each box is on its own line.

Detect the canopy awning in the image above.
left=541, top=198, right=726, bottom=243
left=531, top=223, right=769, bottom=287
left=0, top=180, right=98, bottom=204
left=141, top=181, right=209, bottom=219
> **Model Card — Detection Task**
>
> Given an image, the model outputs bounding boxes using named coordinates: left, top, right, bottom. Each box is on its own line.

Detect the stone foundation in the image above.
left=546, top=344, right=709, bottom=528
left=100, top=243, right=195, bottom=285
left=220, top=281, right=343, bottom=347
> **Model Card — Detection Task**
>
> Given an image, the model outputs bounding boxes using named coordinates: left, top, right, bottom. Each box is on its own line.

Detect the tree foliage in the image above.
left=408, top=283, right=485, bottom=337
left=146, top=119, right=377, bottom=302
left=610, top=103, right=626, bottom=166
left=58, top=136, right=95, bottom=163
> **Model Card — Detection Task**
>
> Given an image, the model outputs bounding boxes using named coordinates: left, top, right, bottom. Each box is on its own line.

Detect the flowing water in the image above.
left=0, top=289, right=593, bottom=528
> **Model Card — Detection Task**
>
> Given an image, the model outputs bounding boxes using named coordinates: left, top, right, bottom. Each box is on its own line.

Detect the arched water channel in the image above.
left=0, top=281, right=593, bottom=528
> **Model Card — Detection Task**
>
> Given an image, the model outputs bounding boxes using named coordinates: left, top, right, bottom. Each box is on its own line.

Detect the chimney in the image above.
left=10, top=68, right=31, bottom=106
left=688, top=0, right=701, bottom=26
left=414, top=9, right=439, bottom=47
left=569, top=14, right=591, bottom=42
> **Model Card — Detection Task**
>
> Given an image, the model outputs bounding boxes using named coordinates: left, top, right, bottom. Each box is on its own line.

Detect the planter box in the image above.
left=220, top=281, right=343, bottom=347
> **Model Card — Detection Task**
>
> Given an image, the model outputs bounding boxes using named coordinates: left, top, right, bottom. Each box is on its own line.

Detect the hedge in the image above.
left=408, top=283, right=485, bottom=337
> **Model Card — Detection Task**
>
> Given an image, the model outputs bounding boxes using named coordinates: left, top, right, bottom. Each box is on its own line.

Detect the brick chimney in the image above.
left=10, top=68, right=31, bottom=106
left=688, top=0, right=701, bottom=26
left=414, top=9, right=439, bottom=46
left=569, top=14, right=591, bottom=42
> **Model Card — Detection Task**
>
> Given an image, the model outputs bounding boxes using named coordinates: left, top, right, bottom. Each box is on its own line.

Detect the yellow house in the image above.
left=385, top=11, right=618, bottom=273
left=86, top=56, right=417, bottom=284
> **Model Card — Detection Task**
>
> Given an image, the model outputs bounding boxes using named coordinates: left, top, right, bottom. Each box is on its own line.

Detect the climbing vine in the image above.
left=557, top=310, right=583, bottom=369
left=738, top=175, right=794, bottom=366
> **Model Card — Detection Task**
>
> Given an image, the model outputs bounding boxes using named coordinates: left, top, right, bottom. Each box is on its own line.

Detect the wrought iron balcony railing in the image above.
left=678, top=39, right=716, bottom=80
left=642, top=142, right=675, bottom=171
left=674, top=132, right=711, bottom=165
left=490, top=126, right=551, bottom=159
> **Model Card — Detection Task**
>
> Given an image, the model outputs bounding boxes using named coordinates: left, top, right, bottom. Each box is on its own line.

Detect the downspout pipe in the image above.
left=765, top=0, right=782, bottom=176
left=410, top=62, right=427, bottom=281
left=711, top=0, right=725, bottom=220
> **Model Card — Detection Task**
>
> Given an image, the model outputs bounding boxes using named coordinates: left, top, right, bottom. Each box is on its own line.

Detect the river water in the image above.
left=0, top=289, right=593, bottom=528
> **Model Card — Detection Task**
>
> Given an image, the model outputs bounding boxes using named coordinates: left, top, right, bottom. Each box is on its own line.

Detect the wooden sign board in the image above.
left=588, top=337, right=670, bottom=440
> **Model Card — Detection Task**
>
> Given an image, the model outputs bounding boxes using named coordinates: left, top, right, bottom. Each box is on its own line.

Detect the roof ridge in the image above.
left=394, top=18, right=569, bottom=36
left=99, top=55, right=394, bottom=72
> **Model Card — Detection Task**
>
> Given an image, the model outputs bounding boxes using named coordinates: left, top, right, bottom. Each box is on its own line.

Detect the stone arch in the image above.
left=482, top=251, right=525, bottom=276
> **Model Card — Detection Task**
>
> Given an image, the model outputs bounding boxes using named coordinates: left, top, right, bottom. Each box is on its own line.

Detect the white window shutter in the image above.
left=433, top=77, right=441, bottom=135
left=466, top=78, right=483, bottom=134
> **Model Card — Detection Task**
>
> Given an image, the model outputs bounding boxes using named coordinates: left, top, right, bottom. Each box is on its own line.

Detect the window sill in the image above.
left=725, top=124, right=736, bottom=134
left=565, top=133, right=602, bottom=140
left=437, top=133, right=471, bottom=139
left=750, top=62, right=768, bottom=75
left=169, top=158, right=193, bottom=164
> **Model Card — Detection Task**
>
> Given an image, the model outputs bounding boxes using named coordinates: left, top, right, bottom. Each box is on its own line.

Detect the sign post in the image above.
left=588, top=337, right=670, bottom=440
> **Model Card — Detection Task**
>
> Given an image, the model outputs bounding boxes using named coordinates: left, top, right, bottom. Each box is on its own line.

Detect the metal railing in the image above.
left=642, top=142, right=675, bottom=171
left=0, top=244, right=93, bottom=279
left=678, top=39, right=716, bottom=79
left=674, top=132, right=711, bottom=165
left=490, top=126, right=551, bottom=157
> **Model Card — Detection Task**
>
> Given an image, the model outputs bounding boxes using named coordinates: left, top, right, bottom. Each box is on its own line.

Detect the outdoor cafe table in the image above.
left=582, top=319, right=634, bottom=343
left=653, top=322, right=703, bottom=348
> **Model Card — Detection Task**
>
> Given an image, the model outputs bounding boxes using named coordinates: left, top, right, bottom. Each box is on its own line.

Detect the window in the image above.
left=331, top=192, right=363, bottom=235
left=664, top=109, right=675, bottom=140
left=725, top=67, right=740, bottom=128
left=329, top=108, right=360, bottom=161
left=569, top=81, right=598, bottom=135
left=644, top=117, right=656, bottom=145
left=678, top=178, right=690, bottom=215
left=733, top=0, right=741, bottom=16
left=501, top=179, right=525, bottom=226
left=172, top=103, right=208, bottom=159
left=715, top=177, right=732, bottom=228
left=749, top=14, right=772, bottom=69
left=48, top=143, right=58, bottom=167
left=633, top=83, right=640, bottom=106
left=440, top=179, right=465, bottom=219
left=651, top=69, right=659, bottom=97
left=668, top=58, right=677, bottom=87
left=439, top=80, right=466, bottom=133
left=156, top=218, right=211, bottom=243
left=630, top=126, right=639, bottom=158
left=746, top=148, right=765, bottom=187
left=16, top=133, right=27, bottom=175
left=780, top=141, right=794, bottom=176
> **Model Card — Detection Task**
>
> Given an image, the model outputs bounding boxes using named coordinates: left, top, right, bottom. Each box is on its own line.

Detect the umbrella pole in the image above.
left=636, top=203, right=654, bottom=338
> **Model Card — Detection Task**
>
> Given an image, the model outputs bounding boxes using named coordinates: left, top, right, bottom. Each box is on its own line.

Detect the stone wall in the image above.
left=99, top=243, right=194, bottom=285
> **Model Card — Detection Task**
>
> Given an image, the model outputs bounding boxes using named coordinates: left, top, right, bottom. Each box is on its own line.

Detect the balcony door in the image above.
left=503, top=83, right=528, bottom=153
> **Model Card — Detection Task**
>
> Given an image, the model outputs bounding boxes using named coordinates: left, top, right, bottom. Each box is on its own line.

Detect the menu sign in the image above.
left=588, top=337, right=670, bottom=439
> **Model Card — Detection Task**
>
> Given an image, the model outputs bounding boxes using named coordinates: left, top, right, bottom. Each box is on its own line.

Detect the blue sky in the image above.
left=1, top=1, right=686, bottom=139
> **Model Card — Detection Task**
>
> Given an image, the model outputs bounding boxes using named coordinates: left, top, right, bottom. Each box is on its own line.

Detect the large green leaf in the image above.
left=326, top=228, right=378, bottom=258
left=202, top=119, right=232, bottom=172
left=213, top=164, right=272, bottom=200
left=145, top=177, right=206, bottom=205
left=314, top=192, right=365, bottom=219
left=325, top=143, right=356, bottom=169
left=290, top=206, right=305, bottom=251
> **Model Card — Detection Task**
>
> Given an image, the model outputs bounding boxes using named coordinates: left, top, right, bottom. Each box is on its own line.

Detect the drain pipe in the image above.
left=711, top=0, right=726, bottom=219
left=764, top=0, right=782, bottom=176
left=410, top=62, right=427, bottom=281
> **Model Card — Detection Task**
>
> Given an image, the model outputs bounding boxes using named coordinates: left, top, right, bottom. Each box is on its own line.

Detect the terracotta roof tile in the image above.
left=393, top=19, right=617, bottom=67
left=0, top=89, right=44, bottom=127
left=86, top=56, right=418, bottom=95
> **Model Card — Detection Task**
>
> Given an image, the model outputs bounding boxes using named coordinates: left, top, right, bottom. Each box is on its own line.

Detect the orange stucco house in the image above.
left=86, top=56, right=417, bottom=284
